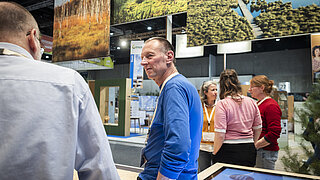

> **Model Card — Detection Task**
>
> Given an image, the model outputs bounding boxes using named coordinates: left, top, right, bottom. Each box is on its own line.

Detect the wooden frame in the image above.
left=94, top=78, right=131, bottom=136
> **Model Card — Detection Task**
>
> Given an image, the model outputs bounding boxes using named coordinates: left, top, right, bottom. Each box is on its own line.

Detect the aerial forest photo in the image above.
left=53, top=0, right=110, bottom=62
left=252, top=0, right=320, bottom=38
left=187, top=0, right=254, bottom=47
left=112, top=0, right=188, bottom=25
left=187, top=0, right=320, bottom=47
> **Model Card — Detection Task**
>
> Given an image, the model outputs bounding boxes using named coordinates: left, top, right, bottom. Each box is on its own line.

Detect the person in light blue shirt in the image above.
left=0, top=2, right=120, bottom=180
left=138, top=37, right=203, bottom=180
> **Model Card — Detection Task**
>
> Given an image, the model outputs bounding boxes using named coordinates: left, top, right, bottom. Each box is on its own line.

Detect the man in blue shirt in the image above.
left=138, top=37, right=203, bottom=180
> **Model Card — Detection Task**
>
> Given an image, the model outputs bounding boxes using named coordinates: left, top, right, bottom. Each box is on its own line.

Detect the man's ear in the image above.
left=166, top=50, right=174, bottom=64
left=27, top=29, right=38, bottom=54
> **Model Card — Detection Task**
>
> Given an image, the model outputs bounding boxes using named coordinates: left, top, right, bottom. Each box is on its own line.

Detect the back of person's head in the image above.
left=145, top=37, right=176, bottom=63
left=219, top=69, right=242, bottom=99
left=200, top=80, right=217, bottom=103
left=0, top=2, right=38, bottom=41
left=250, top=75, right=274, bottom=95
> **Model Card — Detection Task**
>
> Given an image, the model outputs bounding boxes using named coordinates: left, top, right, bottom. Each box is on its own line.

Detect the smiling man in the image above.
left=138, top=37, right=203, bottom=180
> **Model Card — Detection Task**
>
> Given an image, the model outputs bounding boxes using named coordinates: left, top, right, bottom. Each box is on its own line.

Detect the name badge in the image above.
left=202, top=132, right=215, bottom=142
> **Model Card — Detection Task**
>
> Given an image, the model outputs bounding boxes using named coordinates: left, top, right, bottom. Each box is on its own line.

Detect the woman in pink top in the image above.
left=213, top=69, right=262, bottom=167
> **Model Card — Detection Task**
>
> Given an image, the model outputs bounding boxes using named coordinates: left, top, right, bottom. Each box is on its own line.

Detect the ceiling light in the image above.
left=117, top=47, right=121, bottom=50
left=276, top=38, right=280, bottom=42
left=147, top=26, right=152, bottom=30
left=120, top=40, right=127, bottom=47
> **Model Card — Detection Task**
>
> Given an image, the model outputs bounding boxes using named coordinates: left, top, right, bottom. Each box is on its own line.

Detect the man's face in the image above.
left=140, top=40, right=169, bottom=82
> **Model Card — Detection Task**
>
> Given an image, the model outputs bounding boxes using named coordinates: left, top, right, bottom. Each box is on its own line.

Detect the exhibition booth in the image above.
left=14, top=0, right=320, bottom=179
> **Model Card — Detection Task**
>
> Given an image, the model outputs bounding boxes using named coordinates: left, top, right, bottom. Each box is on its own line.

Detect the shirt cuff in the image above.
left=264, top=136, right=271, bottom=143
left=253, top=125, right=262, bottom=129
left=214, top=128, right=226, bottom=133
left=159, top=166, right=180, bottom=179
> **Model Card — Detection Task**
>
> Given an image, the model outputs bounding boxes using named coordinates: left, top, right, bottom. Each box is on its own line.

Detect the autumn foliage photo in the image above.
left=53, top=0, right=110, bottom=62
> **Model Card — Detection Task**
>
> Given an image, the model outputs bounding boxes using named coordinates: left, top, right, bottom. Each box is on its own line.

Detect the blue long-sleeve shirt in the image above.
left=139, top=74, right=203, bottom=180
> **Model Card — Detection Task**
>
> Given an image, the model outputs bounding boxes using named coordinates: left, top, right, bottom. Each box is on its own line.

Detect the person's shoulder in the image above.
left=265, top=98, right=279, bottom=105
left=241, top=96, right=259, bottom=107
left=216, top=98, right=230, bottom=106
left=242, top=95, right=254, bottom=101
left=167, top=74, right=193, bottom=88
left=166, top=74, right=198, bottom=95
left=31, top=60, right=83, bottom=86
left=241, top=96, right=256, bottom=103
left=265, top=98, right=281, bottom=109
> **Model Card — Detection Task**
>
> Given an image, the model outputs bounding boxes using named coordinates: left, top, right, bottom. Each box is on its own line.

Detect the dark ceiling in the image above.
left=10, top=0, right=54, bottom=36
left=9, top=0, right=310, bottom=65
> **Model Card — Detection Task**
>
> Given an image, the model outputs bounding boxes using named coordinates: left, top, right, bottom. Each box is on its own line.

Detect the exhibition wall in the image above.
left=88, top=47, right=312, bottom=93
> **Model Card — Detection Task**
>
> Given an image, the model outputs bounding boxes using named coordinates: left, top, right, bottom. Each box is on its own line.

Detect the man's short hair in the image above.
left=0, top=2, right=38, bottom=36
left=145, top=37, right=176, bottom=63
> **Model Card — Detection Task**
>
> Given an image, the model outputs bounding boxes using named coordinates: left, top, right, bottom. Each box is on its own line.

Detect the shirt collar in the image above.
left=0, top=42, right=34, bottom=60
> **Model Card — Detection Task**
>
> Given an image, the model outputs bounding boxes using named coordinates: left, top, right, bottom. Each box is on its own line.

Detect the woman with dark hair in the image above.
left=249, top=75, right=281, bottom=170
left=312, top=45, right=320, bottom=73
left=213, top=69, right=262, bottom=167
left=198, top=80, right=218, bottom=172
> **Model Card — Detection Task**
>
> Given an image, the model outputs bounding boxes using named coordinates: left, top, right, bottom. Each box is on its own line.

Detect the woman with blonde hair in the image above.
left=249, top=75, right=281, bottom=170
left=198, top=80, right=218, bottom=172
left=213, top=69, right=262, bottom=167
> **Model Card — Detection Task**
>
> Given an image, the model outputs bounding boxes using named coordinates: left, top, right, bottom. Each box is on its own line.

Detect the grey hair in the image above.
left=200, top=80, right=217, bottom=104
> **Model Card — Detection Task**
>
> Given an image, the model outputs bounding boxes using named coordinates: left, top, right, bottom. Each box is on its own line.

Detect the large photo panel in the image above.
left=53, top=0, right=110, bottom=62
left=187, top=0, right=320, bottom=47
left=112, top=0, right=188, bottom=25
left=311, top=34, right=320, bottom=82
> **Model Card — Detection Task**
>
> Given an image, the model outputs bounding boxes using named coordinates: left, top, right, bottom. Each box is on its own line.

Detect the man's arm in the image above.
left=74, top=74, right=120, bottom=180
left=159, top=85, right=191, bottom=179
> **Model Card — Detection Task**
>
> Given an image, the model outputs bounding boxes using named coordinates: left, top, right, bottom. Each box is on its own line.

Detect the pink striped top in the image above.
left=214, top=96, right=262, bottom=141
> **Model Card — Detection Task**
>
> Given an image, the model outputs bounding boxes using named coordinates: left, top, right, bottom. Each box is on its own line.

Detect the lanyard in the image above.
left=145, top=72, right=179, bottom=143
left=257, top=96, right=271, bottom=106
left=203, top=103, right=215, bottom=126
left=0, top=48, right=29, bottom=59
left=149, top=72, right=179, bottom=127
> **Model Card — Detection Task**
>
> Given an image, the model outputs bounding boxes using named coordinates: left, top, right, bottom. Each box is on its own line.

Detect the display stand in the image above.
left=94, top=78, right=131, bottom=136
left=273, top=91, right=289, bottom=148
left=130, top=116, right=140, bottom=133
